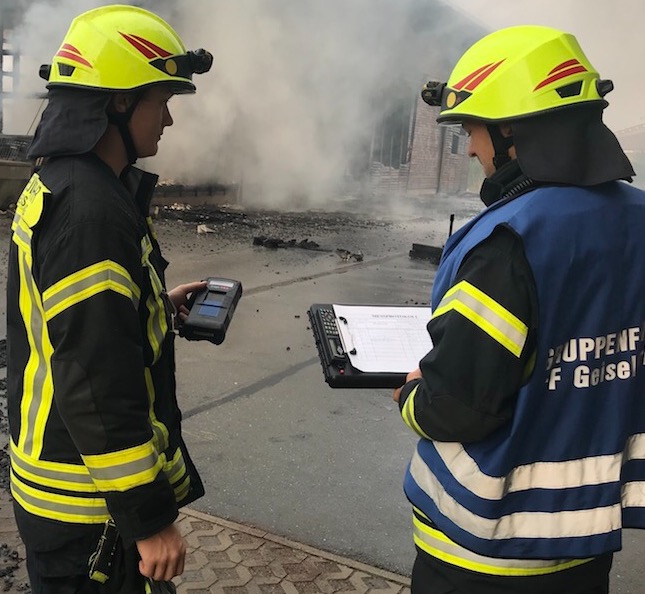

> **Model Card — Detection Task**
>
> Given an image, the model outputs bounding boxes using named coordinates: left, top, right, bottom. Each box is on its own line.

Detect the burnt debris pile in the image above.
left=252, top=236, right=325, bottom=251
left=154, top=205, right=393, bottom=258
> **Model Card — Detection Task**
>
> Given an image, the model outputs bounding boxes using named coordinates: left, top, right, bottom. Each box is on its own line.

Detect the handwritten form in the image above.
left=333, top=305, right=433, bottom=373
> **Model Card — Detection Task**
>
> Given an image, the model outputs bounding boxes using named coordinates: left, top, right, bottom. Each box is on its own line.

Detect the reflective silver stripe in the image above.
left=409, top=449, right=622, bottom=540
left=18, top=249, right=52, bottom=458
left=11, top=471, right=110, bottom=523
left=11, top=220, right=32, bottom=251
left=144, top=368, right=170, bottom=453
left=164, top=448, right=187, bottom=485
left=10, top=441, right=96, bottom=491
left=82, top=441, right=162, bottom=492
left=42, top=261, right=140, bottom=320
left=141, top=237, right=168, bottom=361
left=145, top=291, right=168, bottom=359
left=433, top=281, right=527, bottom=357
left=173, top=475, right=190, bottom=501
left=85, top=452, right=161, bottom=487
left=430, top=440, right=631, bottom=500
left=412, top=515, right=593, bottom=576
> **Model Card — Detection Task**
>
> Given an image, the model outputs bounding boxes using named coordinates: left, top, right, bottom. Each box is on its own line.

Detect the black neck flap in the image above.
left=486, top=124, right=515, bottom=170
left=512, top=105, right=634, bottom=186
left=107, top=93, right=143, bottom=165
left=480, top=159, right=537, bottom=207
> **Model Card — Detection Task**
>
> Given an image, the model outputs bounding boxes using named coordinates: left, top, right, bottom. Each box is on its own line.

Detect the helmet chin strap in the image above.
left=486, top=124, right=514, bottom=170
left=107, top=93, right=143, bottom=165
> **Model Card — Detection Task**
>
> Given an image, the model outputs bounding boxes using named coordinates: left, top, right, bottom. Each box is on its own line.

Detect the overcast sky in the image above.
left=449, top=0, right=644, bottom=132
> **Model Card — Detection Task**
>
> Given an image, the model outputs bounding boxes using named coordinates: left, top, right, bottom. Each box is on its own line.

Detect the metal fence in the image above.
left=0, top=134, right=32, bottom=161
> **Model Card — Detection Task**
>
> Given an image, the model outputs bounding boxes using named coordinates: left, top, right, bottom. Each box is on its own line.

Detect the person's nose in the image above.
left=163, top=105, right=174, bottom=128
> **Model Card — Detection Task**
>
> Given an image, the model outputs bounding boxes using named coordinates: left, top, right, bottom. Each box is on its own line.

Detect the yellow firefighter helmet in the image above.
left=422, top=25, right=612, bottom=123
left=41, top=4, right=212, bottom=93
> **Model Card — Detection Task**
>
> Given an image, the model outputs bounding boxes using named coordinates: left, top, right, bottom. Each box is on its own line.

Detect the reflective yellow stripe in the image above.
left=173, top=475, right=191, bottom=501
left=15, top=173, right=47, bottom=228
left=42, top=261, right=140, bottom=321
left=146, top=217, right=159, bottom=241
left=10, top=440, right=97, bottom=492
left=402, top=385, right=431, bottom=440
left=145, top=368, right=169, bottom=452
left=163, top=447, right=190, bottom=501
left=164, top=448, right=187, bottom=485
left=11, top=471, right=110, bottom=524
left=82, top=441, right=162, bottom=492
left=412, top=511, right=593, bottom=576
left=433, top=281, right=528, bottom=357
left=141, top=235, right=168, bottom=362
left=17, top=247, right=54, bottom=458
left=11, top=218, right=32, bottom=253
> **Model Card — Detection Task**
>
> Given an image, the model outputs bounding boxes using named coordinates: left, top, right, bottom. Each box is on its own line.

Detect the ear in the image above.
left=111, top=93, right=134, bottom=114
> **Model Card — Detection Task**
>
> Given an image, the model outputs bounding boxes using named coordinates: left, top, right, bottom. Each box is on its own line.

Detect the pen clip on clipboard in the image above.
left=337, top=316, right=358, bottom=356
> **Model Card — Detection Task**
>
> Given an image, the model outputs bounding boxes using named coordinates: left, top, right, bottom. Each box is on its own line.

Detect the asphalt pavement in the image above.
left=1, top=194, right=644, bottom=593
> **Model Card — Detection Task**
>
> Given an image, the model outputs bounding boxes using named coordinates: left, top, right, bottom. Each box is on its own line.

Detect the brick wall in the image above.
left=401, top=96, right=470, bottom=197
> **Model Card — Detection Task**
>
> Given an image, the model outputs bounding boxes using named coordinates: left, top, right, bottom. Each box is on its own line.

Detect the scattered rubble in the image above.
left=335, top=248, right=364, bottom=262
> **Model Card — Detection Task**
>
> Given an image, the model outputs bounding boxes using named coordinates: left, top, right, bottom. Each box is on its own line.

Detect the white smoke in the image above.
left=9, top=1, right=640, bottom=206
left=6, top=0, right=478, bottom=208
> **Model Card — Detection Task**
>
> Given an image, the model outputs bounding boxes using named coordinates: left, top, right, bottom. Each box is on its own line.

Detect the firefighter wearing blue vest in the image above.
left=7, top=6, right=212, bottom=593
left=393, top=25, right=645, bottom=594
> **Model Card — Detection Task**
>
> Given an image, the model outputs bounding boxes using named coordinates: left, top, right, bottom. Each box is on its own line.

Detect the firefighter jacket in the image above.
left=403, top=181, right=645, bottom=563
left=7, top=153, right=204, bottom=548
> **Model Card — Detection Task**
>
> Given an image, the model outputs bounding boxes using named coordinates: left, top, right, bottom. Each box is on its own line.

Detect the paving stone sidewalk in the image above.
left=0, top=486, right=410, bottom=594
left=175, top=508, right=410, bottom=594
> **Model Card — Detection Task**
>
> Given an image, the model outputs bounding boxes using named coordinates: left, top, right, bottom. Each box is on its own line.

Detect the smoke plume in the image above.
left=8, top=0, right=482, bottom=207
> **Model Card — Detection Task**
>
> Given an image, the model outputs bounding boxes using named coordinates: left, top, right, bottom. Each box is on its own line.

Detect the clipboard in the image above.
left=307, top=303, right=433, bottom=389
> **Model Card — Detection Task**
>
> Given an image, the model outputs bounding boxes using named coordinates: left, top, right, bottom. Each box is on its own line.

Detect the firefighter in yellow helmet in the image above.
left=7, top=5, right=212, bottom=593
left=393, top=26, right=644, bottom=594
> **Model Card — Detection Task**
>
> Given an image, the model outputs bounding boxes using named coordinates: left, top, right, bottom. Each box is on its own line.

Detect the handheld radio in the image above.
left=179, top=277, right=243, bottom=344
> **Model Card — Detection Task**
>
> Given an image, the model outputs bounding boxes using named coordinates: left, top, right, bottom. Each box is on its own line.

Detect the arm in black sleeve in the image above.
left=399, top=224, right=538, bottom=443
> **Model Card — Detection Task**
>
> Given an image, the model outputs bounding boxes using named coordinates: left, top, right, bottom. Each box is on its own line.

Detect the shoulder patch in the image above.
left=16, top=173, right=50, bottom=228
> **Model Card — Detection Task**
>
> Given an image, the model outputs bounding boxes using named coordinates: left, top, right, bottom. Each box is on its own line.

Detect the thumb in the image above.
left=139, top=559, right=153, bottom=578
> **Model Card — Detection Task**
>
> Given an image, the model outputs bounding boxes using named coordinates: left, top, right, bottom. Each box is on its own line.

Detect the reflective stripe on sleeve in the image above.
left=81, top=441, right=162, bottom=492
left=42, top=261, right=141, bottom=321
left=141, top=237, right=169, bottom=362
left=401, top=385, right=431, bottom=440
left=432, top=280, right=528, bottom=357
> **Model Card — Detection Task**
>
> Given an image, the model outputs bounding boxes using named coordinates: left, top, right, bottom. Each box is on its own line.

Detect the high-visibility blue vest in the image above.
left=405, top=182, right=645, bottom=559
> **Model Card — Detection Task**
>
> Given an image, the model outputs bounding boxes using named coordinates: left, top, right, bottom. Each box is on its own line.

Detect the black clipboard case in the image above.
left=307, top=303, right=408, bottom=389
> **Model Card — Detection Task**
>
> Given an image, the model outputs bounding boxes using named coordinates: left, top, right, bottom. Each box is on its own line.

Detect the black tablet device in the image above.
left=307, top=303, right=409, bottom=389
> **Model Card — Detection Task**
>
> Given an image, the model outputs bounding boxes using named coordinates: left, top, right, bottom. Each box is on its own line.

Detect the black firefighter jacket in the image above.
left=6, top=153, right=204, bottom=558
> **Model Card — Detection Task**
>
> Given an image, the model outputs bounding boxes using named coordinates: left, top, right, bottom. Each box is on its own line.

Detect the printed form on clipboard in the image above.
left=333, top=304, right=433, bottom=373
